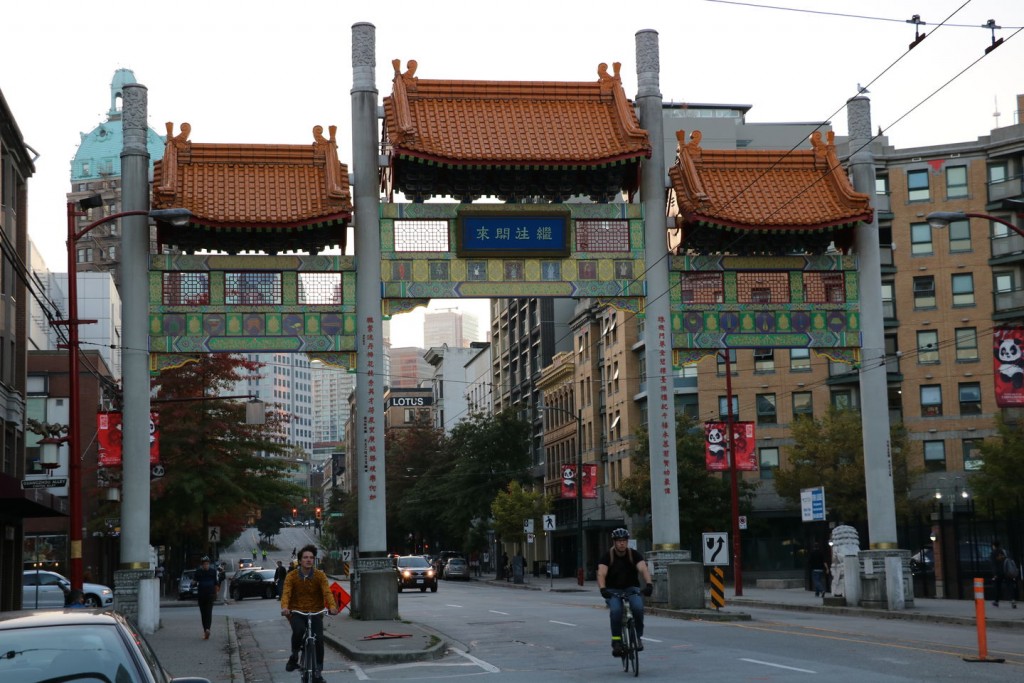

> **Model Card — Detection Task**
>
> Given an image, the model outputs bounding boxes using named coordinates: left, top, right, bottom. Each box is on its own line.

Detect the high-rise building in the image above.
left=388, top=346, right=431, bottom=388
left=424, top=308, right=479, bottom=348
left=66, top=69, right=166, bottom=291
left=233, top=353, right=315, bottom=458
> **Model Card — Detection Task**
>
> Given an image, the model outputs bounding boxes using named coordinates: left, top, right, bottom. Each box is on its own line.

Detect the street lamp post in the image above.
left=541, top=404, right=584, bottom=584
left=926, top=210, right=1023, bottom=237
left=56, top=197, right=190, bottom=592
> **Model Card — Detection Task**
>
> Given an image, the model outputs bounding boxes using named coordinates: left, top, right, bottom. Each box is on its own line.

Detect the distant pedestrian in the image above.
left=808, top=542, right=827, bottom=597
left=262, top=549, right=268, bottom=562
left=501, top=552, right=509, bottom=581
left=195, top=556, right=221, bottom=640
left=274, top=559, right=288, bottom=599
left=66, top=589, right=87, bottom=608
left=252, top=548, right=258, bottom=561
left=469, top=552, right=480, bottom=577
left=991, top=540, right=1018, bottom=608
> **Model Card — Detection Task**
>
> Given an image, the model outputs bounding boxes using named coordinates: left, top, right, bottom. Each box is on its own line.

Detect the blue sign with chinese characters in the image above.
left=457, top=212, right=569, bottom=257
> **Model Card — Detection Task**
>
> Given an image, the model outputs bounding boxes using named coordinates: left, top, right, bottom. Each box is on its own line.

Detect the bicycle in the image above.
left=290, top=608, right=329, bottom=683
left=606, top=587, right=641, bottom=677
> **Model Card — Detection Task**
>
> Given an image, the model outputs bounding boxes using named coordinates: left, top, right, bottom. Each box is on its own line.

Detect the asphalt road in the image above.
left=213, top=529, right=1024, bottom=681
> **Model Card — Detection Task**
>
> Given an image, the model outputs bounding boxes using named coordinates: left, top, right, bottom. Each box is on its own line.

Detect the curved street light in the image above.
left=926, top=210, right=1022, bottom=237
left=59, top=197, right=191, bottom=592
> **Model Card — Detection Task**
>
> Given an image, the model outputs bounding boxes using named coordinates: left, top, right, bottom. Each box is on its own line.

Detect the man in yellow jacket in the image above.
left=280, top=544, right=338, bottom=682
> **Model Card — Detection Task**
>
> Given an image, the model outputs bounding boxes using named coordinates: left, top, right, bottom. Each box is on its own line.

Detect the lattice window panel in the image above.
left=224, top=272, right=282, bottom=305
left=575, top=220, right=630, bottom=252
left=804, top=272, right=846, bottom=303
left=162, top=272, right=209, bottom=305
left=298, top=273, right=343, bottom=305
left=680, top=272, right=724, bottom=303
left=737, top=272, right=790, bottom=304
left=394, top=220, right=449, bottom=252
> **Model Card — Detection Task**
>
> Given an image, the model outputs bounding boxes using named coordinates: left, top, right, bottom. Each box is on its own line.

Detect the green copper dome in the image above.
left=71, top=69, right=165, bottom=181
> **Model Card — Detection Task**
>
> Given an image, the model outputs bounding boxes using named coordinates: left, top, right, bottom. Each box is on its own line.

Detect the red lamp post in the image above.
left=54, top=197, right=189, bottom=591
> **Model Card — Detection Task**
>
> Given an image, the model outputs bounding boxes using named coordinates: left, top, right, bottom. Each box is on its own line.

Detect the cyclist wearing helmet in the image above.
left=597, top=527, right=653, bottom=657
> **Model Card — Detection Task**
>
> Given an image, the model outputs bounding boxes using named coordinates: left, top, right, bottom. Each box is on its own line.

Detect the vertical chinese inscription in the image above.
left=656, top=315, right=672, bottom=495
left=363, top=316, right=378, bottom=501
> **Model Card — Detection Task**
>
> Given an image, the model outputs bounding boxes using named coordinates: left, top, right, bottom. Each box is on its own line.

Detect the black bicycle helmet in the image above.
left=611, top=528, right=630, bottom=539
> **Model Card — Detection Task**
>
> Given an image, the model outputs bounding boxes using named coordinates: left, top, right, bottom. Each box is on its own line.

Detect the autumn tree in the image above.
left=385, top=414, right=445, bottom=551
left=617, top=414, right=755, bottom=550
left=773, top=407, right=920, bottom=532
left=150, top=354, right=303, bottom=557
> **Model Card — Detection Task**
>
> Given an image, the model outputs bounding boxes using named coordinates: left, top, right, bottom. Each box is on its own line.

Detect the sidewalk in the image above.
left=147, top=574, right=1024, bottom=682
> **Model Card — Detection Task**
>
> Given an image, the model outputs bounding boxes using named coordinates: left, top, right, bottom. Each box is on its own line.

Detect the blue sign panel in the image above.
left=457, top=211, right=570, bottom=257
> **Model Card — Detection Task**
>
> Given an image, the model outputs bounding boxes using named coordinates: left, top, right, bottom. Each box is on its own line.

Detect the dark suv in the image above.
left=395, top=555, right=438, bottom=592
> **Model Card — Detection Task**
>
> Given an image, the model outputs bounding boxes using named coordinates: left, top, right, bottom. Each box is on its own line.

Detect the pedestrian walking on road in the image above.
left=262, top=549, right=268, bottom=562
left=195, top=556, right=221, bottom=640
left=991, top=540, right=1019, bottom=608
left=274, top=559, right=288, bottom=599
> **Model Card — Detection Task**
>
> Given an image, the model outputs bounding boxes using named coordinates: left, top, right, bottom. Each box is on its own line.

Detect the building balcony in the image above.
left=994, top=286, right=1024, bottom=320
left=988, top=176, right=1023, bottom=207
left=990, top=232, right=1024, bottom=262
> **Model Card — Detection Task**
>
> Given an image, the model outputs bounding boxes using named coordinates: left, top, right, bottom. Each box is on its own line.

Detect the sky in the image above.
left=2, top=0, right=1022, bottom=346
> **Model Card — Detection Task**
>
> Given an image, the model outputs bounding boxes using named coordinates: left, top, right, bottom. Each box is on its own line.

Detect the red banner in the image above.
left=97, top=411, right=160, bottom=467
left=561, top=463, right=599, bottom=499
left=705, top=421, right=757, bottom=472
left=994, top=327, right=1024, bottom=407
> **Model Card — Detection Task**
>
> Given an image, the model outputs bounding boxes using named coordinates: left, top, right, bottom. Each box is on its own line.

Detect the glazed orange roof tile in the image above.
left=668, top=129, right=872, bottom=232
left=382, top=60, right=651, bottom=166
left=153, top=123, right=352, bottom=228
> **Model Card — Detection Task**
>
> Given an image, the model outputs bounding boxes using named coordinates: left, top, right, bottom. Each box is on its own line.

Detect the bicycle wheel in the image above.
left=625, top=620, right=640, bottom=677
left=619, top=619, right=631, bottom=672
left=301, top=639, right=317, bottom=683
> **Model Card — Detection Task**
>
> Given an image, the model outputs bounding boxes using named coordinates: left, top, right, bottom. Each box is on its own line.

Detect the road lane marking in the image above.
left=641, top=636, right=661, bottom=643
left=741, top=658, right=816, bottom=673
left=453, top=647, right=502, bottom=672
left=489, top=610, right=509, bottom=615
left=446, top=603, right=463, bottom=608
left=550, top=620, right=577, bottom=627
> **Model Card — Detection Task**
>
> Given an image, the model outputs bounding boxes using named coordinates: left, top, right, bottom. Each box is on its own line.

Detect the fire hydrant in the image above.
left=577, top=567, right=585, bottom=586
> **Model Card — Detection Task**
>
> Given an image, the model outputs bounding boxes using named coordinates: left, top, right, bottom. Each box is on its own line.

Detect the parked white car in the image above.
left=22, top=569, right=114, bottom=609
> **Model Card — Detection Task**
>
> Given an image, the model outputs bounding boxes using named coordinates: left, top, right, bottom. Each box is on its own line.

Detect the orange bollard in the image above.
left=963, top=577, right=1004, bottom=663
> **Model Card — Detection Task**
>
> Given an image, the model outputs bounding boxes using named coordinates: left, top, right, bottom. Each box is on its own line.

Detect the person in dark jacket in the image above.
left=274, top=559, right=288, bottom=600
left=195, top=556, right=221, bottom=639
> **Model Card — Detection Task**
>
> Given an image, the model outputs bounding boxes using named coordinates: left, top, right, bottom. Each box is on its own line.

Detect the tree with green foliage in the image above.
left=773, top=407, right=920, bottom=532
left=401, top=410, right=532, bottom=551
left=256, top=503, right=289, bottom=541
left=973, top=415, right=1024, bottom=516
left=617, top=414, right=756, bottom=549
left=149, top=354, right=304, bottom=557
left=490, top=481, right=552, bottom=545
left=386, top=414, right=445, bottom=551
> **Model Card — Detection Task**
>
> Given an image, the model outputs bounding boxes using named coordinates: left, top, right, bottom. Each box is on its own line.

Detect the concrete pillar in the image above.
left=116, top=82, right=155, bottom=628
left=635, top=29, right=681, bottom=553
left=666, top=561, right=704, bottom=609
left=846, top=96, right=898, bottom=548
left=351, top=22, right=397, bottom=618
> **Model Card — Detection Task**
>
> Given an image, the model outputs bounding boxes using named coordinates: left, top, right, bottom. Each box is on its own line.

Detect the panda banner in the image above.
left=560, top=463, right=598, bottom=499
left=994, top=327, right=1024, bottom=407
left=705, top=421, right=757, bottom=472
left=97, top=411, right=161, bottom=467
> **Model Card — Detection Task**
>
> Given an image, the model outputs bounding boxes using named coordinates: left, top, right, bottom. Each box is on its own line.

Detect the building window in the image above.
left=831, top=390, right=855, bottom=411
left=963, top=439, right=983, bottom=471
left=718, top=396, right=739, bottom=420
left=792, top=391, right=813, bottom=419
left=875, top=175, right=889, bottom=195
left=881, top=281, right=896, bottom=319
left=924, top=440, right=946, bottom=472
left=753, top=349, right=774, bottom=373
left=756, top=394, right=777, bottom=424
left=951, top=273, right=975, bottom=306
left=988, top=162, right=1007, bottom=186
left=759, top=447, right=780, bottom=480
left=958, top=382, right=982, bottom=415
left=789, top=348, right=811, bottom=371
left=996, top=272, right=1014, bottom=293
left=912, top=276, right=935, bottom=308
left=907, top=169, right=930, bottom=201
left=946, top=165, right=968, bottom=198
left=955, top=327, right=978, bottom=362
left=948, top=219, right=971, bottom=252
left=921, top=385, right=943, bottom=417
left=716, top=349, right=737, bottom=376
left=917, top=330, right=939, bottom=364
left=910, top=222, right=933, bottom=255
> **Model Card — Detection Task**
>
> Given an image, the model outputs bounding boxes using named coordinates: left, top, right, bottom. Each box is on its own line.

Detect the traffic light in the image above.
left=315, top=507, right=322, bottom=520
left=292, top=508, right=298, bottom=519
